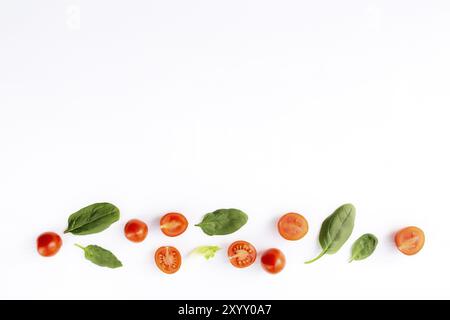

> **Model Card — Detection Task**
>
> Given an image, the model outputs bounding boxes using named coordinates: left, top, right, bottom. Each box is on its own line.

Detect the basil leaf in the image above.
left=64, top=203, right=120, bottom=235
left=75, top=244, right=123, bottom=268
left=191, top=246, right=221, bottom=260
left=305, top=203, right=356, bottom=264
left=195, top=209, right=248, bottom=236
left=350, top=233, right=378, bottom=262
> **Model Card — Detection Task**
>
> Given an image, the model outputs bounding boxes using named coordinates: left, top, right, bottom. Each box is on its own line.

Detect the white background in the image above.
left=1, top=0, right=450, bottom=300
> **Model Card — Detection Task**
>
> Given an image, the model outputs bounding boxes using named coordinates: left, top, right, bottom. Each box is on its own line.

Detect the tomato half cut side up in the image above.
left=228, top=241, right=257, bottom=268
left=160, top=212, right=188, bottom=237
left=395, top=226, right=425, bottom=255
left=154, top=246, right=182, bottom=274
left=278, top=212, right=309, bottom=241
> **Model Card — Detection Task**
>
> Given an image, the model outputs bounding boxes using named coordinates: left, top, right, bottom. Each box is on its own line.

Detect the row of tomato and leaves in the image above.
left=37, top=203, right=425, bottom=274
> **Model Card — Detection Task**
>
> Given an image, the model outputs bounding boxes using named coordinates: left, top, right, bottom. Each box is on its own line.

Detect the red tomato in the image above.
left=395, top=226, right=425, bottom=255
left=155, top=246, right=182, bottom=274
left=278, top=212, right=309, bottom=241
left=124, top=219, right=148, bottom=243
left=261, top=248, right=286, bottom=274
left=37, top=232, right=62, bottom=257
left=160, top=212, right=188, bottom=237
left=228, top=241, right=257, bottom=268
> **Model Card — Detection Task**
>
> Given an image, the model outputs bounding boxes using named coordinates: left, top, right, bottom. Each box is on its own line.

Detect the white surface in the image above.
left=1, top=0, right=450, bottom=300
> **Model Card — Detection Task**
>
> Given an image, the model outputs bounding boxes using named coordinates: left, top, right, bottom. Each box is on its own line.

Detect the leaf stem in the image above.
left=304, top=250, right=326, bottom=264
left=74, top=243, right=86, bottom=250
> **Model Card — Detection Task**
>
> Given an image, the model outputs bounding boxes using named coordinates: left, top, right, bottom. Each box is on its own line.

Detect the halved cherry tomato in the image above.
left=228, top=241, right=257, bottom=268
left=124, top=219, right=148, bottom=243
left=160, top=212, right=188, bottom=237
left=261, top=248, right=286, bottom=274
left=155, top=246, right=182, bottom=274
left=395, top=226, right=425, bottom=255
left=37, top=232, right=62, bottom=257
left=278, top=212, right=309, bottom=241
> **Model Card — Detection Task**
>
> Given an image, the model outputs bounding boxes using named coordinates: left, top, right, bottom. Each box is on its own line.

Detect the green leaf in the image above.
left=305, top=203, right=356, bottom=264
left=195, top=209, right=248, bottom=236
left=350, top=233, right=378, bottom=262
left=191, top=246, right=221, bottom=260
left=75, top=244, right=123, bottom=268
left=64, top=203, right=120, bottom=235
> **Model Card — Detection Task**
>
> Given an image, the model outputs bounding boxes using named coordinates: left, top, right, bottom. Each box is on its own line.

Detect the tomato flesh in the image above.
left=261, top=248, right=286, bottom=274
left=155, top=246, right=182, bottom=274
left=124, top=219, right=148, bottom=243
left=228, top=241, right=257, bottom=268
left=160, top=212, right=188, bottom=237
left=37, top=232, right=62, bottom=257
left=278, top=212, right=309, bottom=241
left=395, top=226, right=425, bottom=255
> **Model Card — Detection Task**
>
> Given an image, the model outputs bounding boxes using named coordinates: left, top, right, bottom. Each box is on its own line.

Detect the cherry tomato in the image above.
left=278, top=212, right=309, bottom=241
left=228, top=241, right=257, bottom=268
left=155, top=246, right=182, bottom=274
left=37, top=232, right=62, bottom=257
left=395, top=226, right=425, bottom=255
left=124, top=219, right=148, bottom=243
left=160, top=212, right=188, bottom=237
left=261, top=248, right=286, bottom=274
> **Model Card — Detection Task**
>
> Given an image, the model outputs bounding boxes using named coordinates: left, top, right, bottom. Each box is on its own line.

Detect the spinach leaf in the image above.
left=305, top=203, right=356, bottom=264
left=350, top=233, right=378, bottom=262
left=75, top=244, right=122, bottom=268
left=64, top=203, right=120, bottom=235
left=195, top=209, right=248, bottom=236
left=191, top=246, right=221, bottom=260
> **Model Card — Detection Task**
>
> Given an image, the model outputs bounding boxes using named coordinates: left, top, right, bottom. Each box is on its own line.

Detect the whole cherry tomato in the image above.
left=261, top=248, right=286, bottom=274
left=124, top=219, right=148, bottom=243
left=37, top=232, right=62, bottom=257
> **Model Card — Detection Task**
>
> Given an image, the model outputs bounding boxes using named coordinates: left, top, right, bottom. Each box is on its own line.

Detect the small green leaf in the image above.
left=305, top=203, right=356, bottom=264
left=75, top=244, right=123, bottom=268
left=191, top=246, right=221, bottom=260
left=195, top=209, right=248, bottom=236
left=65, top=203, right=120, bottom=235
left=350, top=233, right=378, bottom=262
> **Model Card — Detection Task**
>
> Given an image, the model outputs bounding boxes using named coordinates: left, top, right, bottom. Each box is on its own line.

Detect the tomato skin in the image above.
left=124, top=219, right=148, bottom=243
left=154, top=246, right=182, bottom=274
left=261, top=248, right=286, bottom=274
left=37, top=232, right=62, bottom=257
left=160, top=212, right=188, bottom=237
left=395, top=226, right=425, bottom=255
left=228, top=241, right=257, bottom=268
left=278, top=212, right=309, bottom=241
